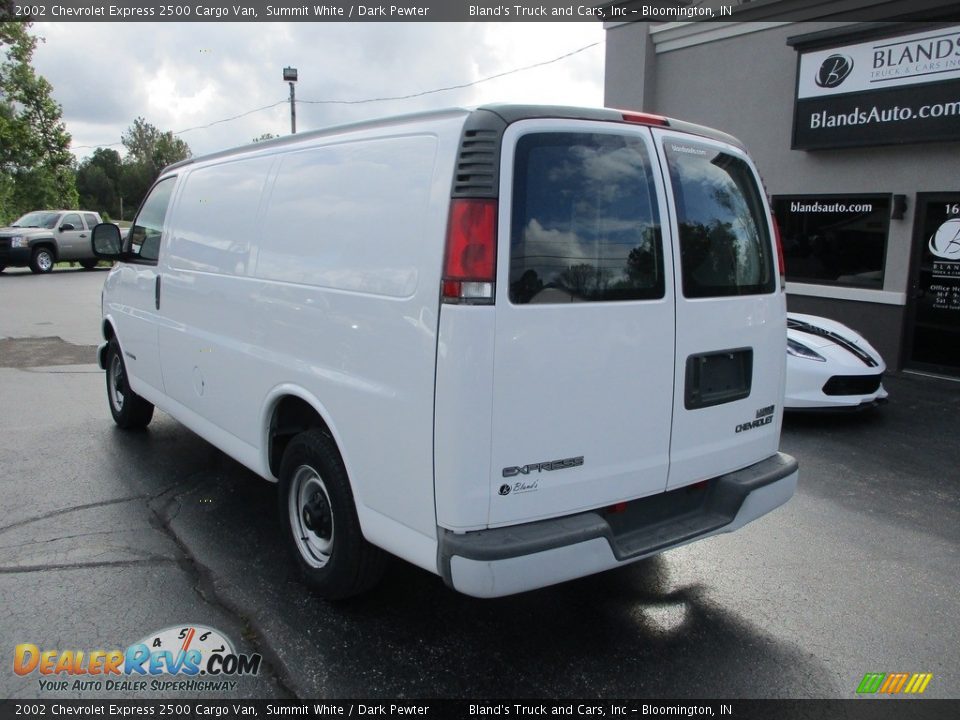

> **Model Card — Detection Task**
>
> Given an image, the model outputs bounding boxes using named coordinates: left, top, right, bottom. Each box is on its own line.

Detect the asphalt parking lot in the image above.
left=1, top=267, right=958, bottom=700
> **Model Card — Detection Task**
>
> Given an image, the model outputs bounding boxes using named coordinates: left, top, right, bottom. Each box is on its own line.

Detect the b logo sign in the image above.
left=815, top=54, right=854, bottom=88
left=929, top=218, right=960, bottom=260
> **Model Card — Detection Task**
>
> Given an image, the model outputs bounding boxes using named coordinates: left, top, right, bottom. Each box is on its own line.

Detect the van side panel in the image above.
left=250, top=132, right=448, bottom=542
left=255, top=138, right=428, bottom=297
left=433, top=307, right=497, bottom=531
left=157, top=117, right=465, bottom=557
left=160, top=155, right=274, bottom=445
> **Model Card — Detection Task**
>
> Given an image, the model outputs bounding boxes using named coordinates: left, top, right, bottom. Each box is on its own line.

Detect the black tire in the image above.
left=278, top=429, right=386, bottom=599
left=30, top=246, right=55, bottom=274
left=79, top=259, right=99, bottom=270
left=0, top=265, right=5, bottom=273
left=105, top=339, right=154, bottom=429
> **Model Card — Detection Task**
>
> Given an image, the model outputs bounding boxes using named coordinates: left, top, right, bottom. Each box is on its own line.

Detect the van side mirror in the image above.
left=59, top=223, right=76, bottom=232
left=92, top=223, right=123, bottom=259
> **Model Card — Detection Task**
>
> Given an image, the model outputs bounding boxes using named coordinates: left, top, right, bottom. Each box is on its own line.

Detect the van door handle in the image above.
left=155, top=275, right=161, bottom=310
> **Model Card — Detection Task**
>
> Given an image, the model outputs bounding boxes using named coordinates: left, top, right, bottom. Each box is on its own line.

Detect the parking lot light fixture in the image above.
left=283, top=66, right=298, bottom=134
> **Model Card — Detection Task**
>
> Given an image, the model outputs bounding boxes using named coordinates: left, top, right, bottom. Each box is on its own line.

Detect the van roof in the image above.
left=161, top=104, right=746, bottom=176
left=478, top=104, right=745, bottom=149
left=162, top=106, right=472, bottom=173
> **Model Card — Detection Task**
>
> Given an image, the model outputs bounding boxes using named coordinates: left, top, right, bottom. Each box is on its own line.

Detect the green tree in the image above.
left=0, top=21, right=77, bottom=224
left=116, top=117, right=190, bottom=218
left=118, top=161, right=154, bottom=221
left=76, top=148, right=122, bottom=219
left=122, top=116, right=190, bottom=178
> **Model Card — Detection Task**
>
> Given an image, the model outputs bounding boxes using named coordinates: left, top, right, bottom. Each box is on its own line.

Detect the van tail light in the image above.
left=442, top=198, right=497, bottom=304
left=772, top=214, right=786, bottom=291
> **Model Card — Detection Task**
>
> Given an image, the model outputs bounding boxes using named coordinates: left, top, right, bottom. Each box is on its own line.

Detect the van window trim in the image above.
left=654, top=129, right=777, bottom=300
left=504, top=123, right=670, bottom=307
left=123, top=175, right=178, bottom=267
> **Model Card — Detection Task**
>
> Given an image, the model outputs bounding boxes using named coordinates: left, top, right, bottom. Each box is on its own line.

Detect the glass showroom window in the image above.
left=773, top=194, right=890, bottom=288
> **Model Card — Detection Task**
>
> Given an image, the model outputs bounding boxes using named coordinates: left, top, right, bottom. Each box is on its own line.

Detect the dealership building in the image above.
left=605, top=0, right=960, bottom=376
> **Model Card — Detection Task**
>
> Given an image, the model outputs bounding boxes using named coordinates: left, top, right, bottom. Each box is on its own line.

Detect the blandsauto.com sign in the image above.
left=792, top=25, right=960, bottom=149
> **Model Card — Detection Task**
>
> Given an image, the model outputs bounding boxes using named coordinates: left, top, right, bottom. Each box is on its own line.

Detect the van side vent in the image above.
left=451, top=110, right=507, bottom=199
left=454, top=129, right=498, bottom=197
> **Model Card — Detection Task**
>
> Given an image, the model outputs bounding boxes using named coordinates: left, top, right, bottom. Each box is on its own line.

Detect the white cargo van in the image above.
left=92, top=105, right=798, bottom=599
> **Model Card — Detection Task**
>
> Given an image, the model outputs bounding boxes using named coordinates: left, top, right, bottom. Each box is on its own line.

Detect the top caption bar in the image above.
left=5, top=0, right=960, bottom=21
left=7, top=0, right=678, bottom=22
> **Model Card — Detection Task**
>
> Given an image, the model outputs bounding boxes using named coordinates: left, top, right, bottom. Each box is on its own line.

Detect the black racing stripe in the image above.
left=788, top=318, right=879, bottom=368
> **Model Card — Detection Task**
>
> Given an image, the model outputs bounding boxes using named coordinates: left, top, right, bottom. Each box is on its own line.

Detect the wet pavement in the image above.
left=1, top=267, right=958, bottom=699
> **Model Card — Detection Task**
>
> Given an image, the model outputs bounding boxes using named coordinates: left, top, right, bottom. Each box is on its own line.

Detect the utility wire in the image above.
left=299, top=40, right=601, bottom=105
left=72, top=99, right=290, bottom=149
left=173, top=98, right=290, bottom=135
left=71, top=40, right=602, bottom=151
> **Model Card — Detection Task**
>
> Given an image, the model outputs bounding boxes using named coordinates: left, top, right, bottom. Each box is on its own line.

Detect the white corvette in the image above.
left=785, top=313, right=888, bottom=411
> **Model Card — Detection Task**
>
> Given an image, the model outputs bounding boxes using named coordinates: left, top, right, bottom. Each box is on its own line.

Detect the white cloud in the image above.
left=29, top=21, right=605, bottom=161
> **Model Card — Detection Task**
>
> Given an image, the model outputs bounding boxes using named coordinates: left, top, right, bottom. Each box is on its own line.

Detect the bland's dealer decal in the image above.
left=793, top=25, right=960, bottom=149
left=929, top=218, right=960, bottom=261
left=499, top=455, right=584, bottom=496
left=907, top=196, right=960, bottom=373
left=925, top=212, right=960, bottom=311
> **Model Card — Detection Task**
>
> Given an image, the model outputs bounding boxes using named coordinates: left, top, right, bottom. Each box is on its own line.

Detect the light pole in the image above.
left=283, top=66, right=298, bottom=134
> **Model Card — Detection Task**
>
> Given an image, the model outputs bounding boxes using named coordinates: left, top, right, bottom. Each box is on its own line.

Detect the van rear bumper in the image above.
left=438, top=452, right=798, bottom=598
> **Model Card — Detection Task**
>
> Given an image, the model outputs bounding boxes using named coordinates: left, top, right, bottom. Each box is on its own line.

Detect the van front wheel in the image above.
left=105, top=339, right=155, bottom=429
left=278, top=429, right=385, bottom=599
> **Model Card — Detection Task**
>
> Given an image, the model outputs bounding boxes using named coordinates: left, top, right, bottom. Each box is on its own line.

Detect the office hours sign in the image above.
left=907, top=194, right=960, bottom=373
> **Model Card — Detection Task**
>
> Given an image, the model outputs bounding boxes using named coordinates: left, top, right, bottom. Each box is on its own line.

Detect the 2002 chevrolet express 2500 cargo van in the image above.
left=91, top=104, right=798, bottom=599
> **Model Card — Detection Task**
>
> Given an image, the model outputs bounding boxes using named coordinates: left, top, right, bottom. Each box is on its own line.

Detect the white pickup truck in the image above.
left=0, top=210, right=104, bottom=273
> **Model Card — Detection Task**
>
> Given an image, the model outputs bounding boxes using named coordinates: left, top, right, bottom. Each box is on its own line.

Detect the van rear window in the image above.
left=664, top=141, right=774, bottom=298
left=510, top=132, right=664, bottom=304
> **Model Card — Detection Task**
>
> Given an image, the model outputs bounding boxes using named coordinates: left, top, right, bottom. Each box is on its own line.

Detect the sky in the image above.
left=29, top=22, right=607, bottom=162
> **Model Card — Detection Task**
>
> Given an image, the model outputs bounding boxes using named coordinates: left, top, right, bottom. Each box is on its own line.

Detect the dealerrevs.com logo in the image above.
left=13, top=624, right=262, bottom=693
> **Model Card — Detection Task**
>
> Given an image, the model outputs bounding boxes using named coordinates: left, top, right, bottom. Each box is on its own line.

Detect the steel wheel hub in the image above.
left=289, top=465, right=334, bottom=568
left=109, top=354, right=125, bottom=410
left=302, top=490, right=332, bottom=540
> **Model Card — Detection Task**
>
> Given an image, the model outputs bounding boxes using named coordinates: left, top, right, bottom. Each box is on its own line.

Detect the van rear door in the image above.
left=487, top=120, right=675, bottom=527
left=652, top=130, right=786, bottom=489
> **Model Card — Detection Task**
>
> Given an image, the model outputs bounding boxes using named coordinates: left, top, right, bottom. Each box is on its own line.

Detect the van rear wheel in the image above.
left=105, top=339, right=155, bottom=429
left=278, top=429, right=385, bottom=599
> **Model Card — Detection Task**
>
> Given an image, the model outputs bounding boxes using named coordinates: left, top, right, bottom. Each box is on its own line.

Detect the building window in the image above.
left=773, top=194, right=889, bottom=288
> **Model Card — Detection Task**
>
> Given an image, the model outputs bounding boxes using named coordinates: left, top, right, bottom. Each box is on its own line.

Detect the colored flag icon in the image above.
left=857, top=672, right=932, bottom=694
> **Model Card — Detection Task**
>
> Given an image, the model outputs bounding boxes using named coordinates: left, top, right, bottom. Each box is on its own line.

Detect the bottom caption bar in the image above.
left=0, top=700, right=956, bottom=720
